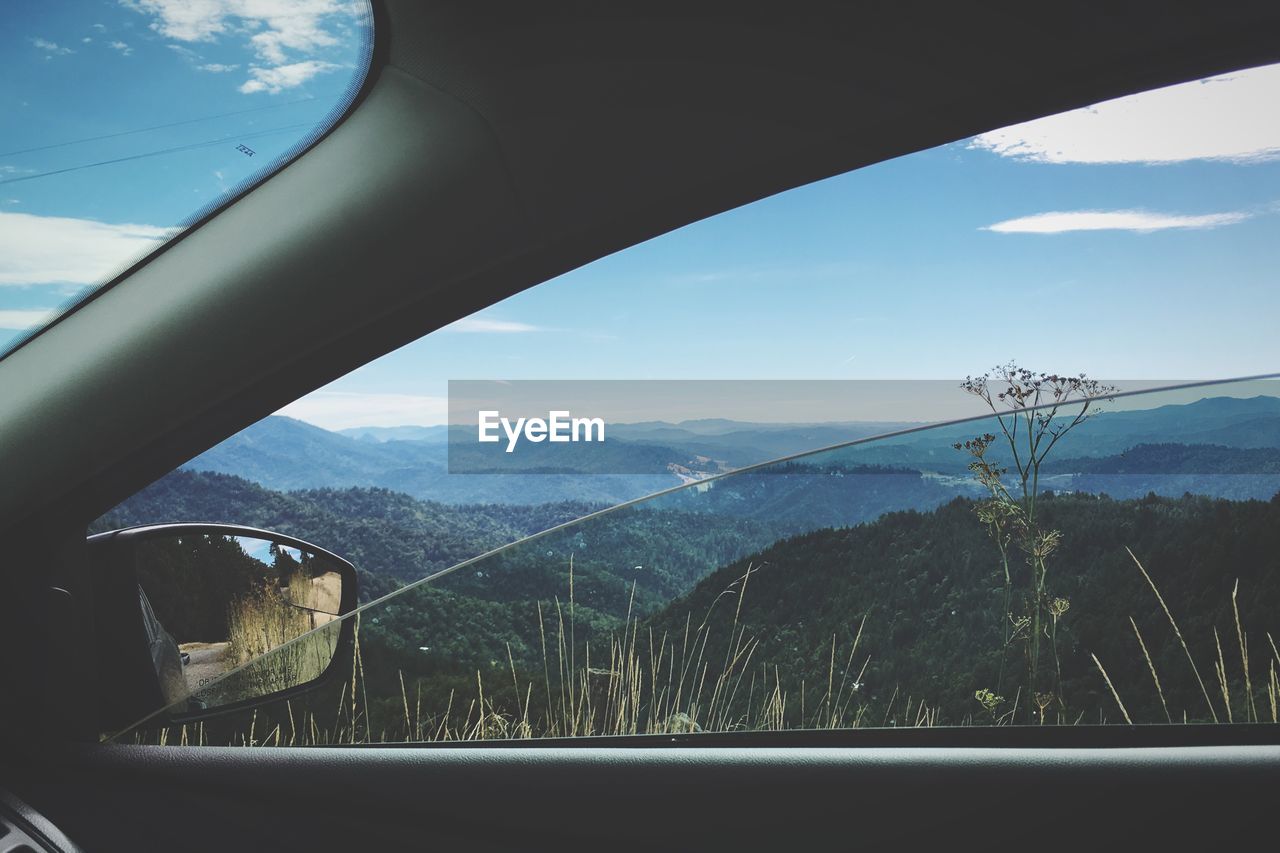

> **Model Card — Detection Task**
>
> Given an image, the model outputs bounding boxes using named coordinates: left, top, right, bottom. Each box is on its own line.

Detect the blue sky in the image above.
left=4, top=4, right=1280, bottom=429
left=0, top=0, right=369, bottom=344
left=282, top=62, right=1280, bottom=427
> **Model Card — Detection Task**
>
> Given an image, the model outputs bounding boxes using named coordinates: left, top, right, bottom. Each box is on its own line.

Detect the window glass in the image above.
left=116, top=376, right=1280, bottom=741
left=0, top=0, right=372, bottom=355
left=98, top=62, right=1280, bottom=741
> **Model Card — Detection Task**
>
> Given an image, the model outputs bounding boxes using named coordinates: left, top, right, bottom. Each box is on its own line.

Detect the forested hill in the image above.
left=94, top=470, right=602, bottom=598
left=95, top=470, right=796, bottom=612
left=1047, top=443, right=1280, bottom=475
left=645, top=491, right=1280, bottom=726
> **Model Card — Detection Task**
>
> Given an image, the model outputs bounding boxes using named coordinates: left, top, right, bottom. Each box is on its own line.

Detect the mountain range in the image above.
left=182, top=395, right=1280, bottom=505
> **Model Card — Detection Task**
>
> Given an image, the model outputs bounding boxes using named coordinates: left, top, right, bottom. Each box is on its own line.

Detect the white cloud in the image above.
left=985, top=209, right=1251, bottom=234
left=0, top=212, right=173, bottom=286
left=276, top=391, right=449, bottom=429
left=82, top=37, right=92, bottom=43
left=31, top=38, right=72, bottom=55
left=124, top=0, right=234, bottom=42
left=238, top=60, right=337, bottom=94
left=0, top=309, right=57, bottom=330
left=109, top=40, right=134, bottom=56
left=445, top=317, right=548, bottom=334
left=123, top=1, right=364, bottom=94
left=127, top=1, right=355, bottom=62
left=248, top=18, right=338, bottom=66
left=970, top=63, right=1280, bottom=165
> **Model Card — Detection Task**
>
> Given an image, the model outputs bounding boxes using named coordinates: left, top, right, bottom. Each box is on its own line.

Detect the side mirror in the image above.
left=87, top=523, right=357, bottom=731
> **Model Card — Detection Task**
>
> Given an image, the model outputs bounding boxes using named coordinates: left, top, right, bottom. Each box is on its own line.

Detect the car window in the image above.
left=97, top=61, right=1280, bottom=742
left=113, top=375, right=1280, bottom=742
left=0, top=0, right=372, bottom=355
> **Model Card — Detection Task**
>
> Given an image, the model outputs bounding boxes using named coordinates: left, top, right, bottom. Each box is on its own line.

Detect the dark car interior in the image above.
left=3, top=2, right=1280, bottom=849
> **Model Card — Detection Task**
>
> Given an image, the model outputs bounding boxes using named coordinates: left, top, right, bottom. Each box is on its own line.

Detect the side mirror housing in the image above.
left=87, top=523, right=357, bottom=732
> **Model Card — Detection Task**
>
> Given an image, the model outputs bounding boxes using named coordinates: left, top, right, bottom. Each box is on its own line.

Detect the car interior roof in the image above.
left=2, top=0, right=1280, bottom=534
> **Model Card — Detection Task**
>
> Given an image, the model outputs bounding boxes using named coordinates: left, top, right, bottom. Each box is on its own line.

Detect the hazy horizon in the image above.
left=275, top=377, right=1280, bottom=432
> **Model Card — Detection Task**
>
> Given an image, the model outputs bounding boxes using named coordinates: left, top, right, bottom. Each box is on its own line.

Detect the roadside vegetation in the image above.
left=212, top=571, right=340, bottom=704
left=121, top=365, right=1280, bottom=744
left=134, top=499, right=1280, bottom=745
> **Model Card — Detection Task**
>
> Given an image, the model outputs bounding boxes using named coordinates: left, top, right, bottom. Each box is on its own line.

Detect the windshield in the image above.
left=0, top=0, right=373, bottom=356
left=115, top=374, right=1280, bottom=742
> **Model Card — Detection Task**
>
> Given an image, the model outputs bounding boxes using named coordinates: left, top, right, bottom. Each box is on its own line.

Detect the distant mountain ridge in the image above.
left=1048, top=442, right=1280, bottom=475
left=830, top=395, right=1280, bottom=473
left=183, top=395, right=1280, bottom=505
left=186, top=416, right=678, bottom=505
left=340, top=425, right=450, bottom=443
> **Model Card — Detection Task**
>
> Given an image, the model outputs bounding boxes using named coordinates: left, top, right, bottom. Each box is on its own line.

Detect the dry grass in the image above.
left=139, top=546, right=1280, bottom=746
left=383, top=564, right=903, bottom=742
left=1111, top=549, right=1280, bottom=726
left=1125, top=547, right=1219, bottom=723
left=1090, top=653, right=1132, bottom=725
left=205, top=576, right=340, bottom=706
left=1129, top=616, right=1171, bottom=723
left=144, top=562, right=940, bottom=745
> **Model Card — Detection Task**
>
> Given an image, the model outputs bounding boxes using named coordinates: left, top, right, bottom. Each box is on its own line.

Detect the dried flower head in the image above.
left=974, top=688, right=1004, bottom=716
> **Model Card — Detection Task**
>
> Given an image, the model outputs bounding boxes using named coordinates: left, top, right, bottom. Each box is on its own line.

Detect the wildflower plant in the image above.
left=955, top=363, right=1117, bottom=721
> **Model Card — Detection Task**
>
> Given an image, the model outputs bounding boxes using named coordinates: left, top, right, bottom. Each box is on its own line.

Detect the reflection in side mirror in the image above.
left=89, top=524, right=357, bottom=730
